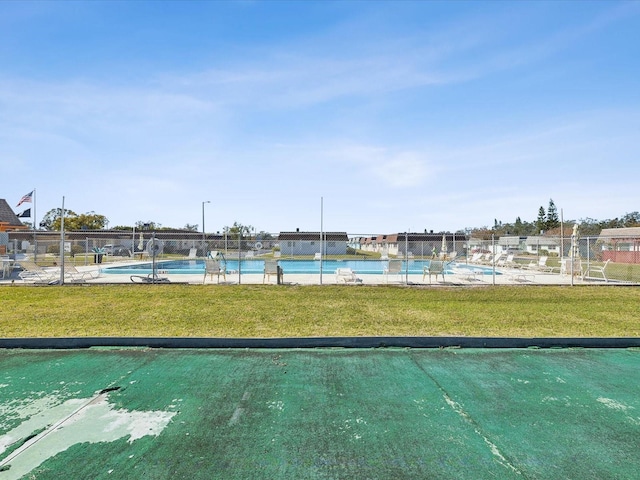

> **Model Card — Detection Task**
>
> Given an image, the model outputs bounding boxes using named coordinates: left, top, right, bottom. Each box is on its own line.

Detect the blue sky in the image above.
left=1, top=0, right=639, bottom=235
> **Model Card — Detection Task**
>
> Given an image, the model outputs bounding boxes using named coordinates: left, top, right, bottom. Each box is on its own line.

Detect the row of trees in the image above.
left=34, top=211, right=270, bottom=241
left=32, top=203, right=640, bottom=239
left=471, top=199, right=640, bottom=239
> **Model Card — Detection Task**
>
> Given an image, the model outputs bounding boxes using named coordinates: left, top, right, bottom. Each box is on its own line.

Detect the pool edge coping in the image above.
left=1, top=336, right=639, bottom=349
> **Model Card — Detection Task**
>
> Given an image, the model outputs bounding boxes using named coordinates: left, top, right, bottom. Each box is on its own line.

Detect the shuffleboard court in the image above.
left=1, top=348, right=639, bottom=479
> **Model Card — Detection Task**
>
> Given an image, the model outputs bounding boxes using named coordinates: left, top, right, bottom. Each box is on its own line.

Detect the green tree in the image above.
left=40, top=208, right=78, bottom=230
left=225, top=222, right=255, bottom=249
left=621, top=211, right=640, bottom=227
left=546, top=199, right=560, bottom=230
left=536, top=206, right=546, bottom=234
left=226, top=222, right=254, bottom=239
left=135, top=221, right=162, bottom=230
left=513, top=217, right=524, bottom=235
left=40, top=209, right=108, bottom=230
left=60, top=212, right=108, bottom=230
left=470, top=227, right=495, bottom=241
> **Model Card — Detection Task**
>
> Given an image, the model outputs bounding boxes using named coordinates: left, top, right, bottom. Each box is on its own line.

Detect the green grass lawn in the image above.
left=1, top=285, right=638, bottom=338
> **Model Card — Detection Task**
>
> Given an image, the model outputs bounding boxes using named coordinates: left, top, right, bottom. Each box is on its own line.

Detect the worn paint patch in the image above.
left=597, top=397, right=633, bottom=412
left=0, top=391, right=176, bottom=480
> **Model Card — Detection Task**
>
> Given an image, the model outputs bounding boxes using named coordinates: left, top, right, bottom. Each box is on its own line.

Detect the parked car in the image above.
left=103, top=244, right=131, bottom=256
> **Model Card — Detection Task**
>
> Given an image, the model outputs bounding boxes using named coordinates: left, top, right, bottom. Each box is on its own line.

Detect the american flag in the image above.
left=16, top=190, right=33, bottom=207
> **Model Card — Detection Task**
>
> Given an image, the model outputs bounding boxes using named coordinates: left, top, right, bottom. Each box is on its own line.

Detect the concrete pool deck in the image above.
left=0, top=258, right=607, bottom=286
left=1, top=347, right=639, bottom=479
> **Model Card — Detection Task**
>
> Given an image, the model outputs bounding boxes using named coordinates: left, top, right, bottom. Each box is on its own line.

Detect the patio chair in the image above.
left=485, top=253, right=504, bottom=266
left=130, top=273, right=171, bottom=283
left=468, top=252, right=483, bottom=263
left=187, top=248, right=197, bottom=259
left=477, top=253, right=495, bottom=265
left=335, top=268, right=362, bottom=284
left=383, top=259, right=403, bottom=284
left=496, top=254, right=512, bottom=267
left=17, top=259, right=59, bottom=284
left=314, top=252, right=321, bottom=260
left=263, top=260, right=280, bottom=284
left=64, top=265, right=100, bottom=283
left=498, top=254, right=523, bottom=269
left=423, top=260, right=445, bottom=284
left=523, top=256, right=555, bottom=273
left=204, top=258, right=226, bottom=284
left=1, top=255, right=15, bottom=279
left=582, top=259, right=611, bottom=282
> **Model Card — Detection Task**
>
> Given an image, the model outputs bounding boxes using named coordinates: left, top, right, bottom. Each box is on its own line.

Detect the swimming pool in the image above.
left=101, top=259, right=499, bottom=276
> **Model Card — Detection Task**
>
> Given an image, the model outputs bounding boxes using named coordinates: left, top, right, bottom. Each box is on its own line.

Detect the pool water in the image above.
left=102, top=259, right=499, bottom=276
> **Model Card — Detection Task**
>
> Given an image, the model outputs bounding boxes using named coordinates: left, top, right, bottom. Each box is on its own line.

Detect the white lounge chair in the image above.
left=64, top=265, right=100, bottom=283
left=335, top=268, right=362, bottom=284
left=496, top=254, right=512, bottom=268
left=314, top=252, right=321, bottom=261
left=582, top=259, right=611, bottom=282
left=486, top=253, right=504, bottom=266
left=187, top=248, right=198, bottom=259
left=498, top=254, right=523, bottom=269
left=17, top=259, right=59, bottom=284
left=477, top=253, right=494, bottom=265
left=523, top=256, right=555, bottom=273
left=468, top=252, right=483, bottom=264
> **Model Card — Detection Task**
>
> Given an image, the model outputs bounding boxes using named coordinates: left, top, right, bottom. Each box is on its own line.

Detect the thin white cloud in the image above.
left=1, top=2, right=639, bottom=233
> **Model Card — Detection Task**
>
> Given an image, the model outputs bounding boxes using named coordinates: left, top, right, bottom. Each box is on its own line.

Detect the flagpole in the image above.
left=60, top=196, right=65, bottom=285
left=319, top=196, right=323, bottom=285
left=33, top=188, right=37, bottom=261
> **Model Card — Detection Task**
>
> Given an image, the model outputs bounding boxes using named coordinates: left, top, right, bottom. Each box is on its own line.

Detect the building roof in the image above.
left=525, top=236, right=560, bottom=246
left=497, top=236, right=522, bottom=246
left=383, top=232, right=464, bottom=243
left=599, top=227, right=640, bottom=238
left=278, top=231, right=348, bottom=241
left=0, top=199, right=26, bottom=229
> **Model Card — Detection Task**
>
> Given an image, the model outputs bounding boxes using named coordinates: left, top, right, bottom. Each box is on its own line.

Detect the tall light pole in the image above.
left=202, top=200, right=210, bottom=256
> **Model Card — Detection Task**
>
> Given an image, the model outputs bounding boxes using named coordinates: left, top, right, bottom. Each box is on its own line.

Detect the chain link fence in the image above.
left=2, top=230, right=639, bottom=284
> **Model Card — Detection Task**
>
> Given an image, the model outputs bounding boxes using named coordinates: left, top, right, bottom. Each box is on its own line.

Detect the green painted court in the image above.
left=1, top=347, right=639, bottom=479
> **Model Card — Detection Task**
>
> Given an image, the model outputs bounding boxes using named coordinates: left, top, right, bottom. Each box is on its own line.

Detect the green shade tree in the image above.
left=40, top=208, right=108, bottom=231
